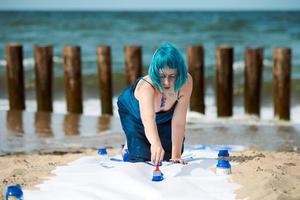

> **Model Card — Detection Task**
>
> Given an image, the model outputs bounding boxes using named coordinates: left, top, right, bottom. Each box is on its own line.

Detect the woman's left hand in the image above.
left=169, top=158, right=187, bottom=165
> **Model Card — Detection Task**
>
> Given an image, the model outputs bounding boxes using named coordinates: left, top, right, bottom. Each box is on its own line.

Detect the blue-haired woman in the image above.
left=117, top=43, right=193, bottom=165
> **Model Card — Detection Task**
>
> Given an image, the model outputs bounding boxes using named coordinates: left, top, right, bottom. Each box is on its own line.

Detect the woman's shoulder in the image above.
left=187, top=73, right=193, bottom=85
left=134, top=76, right=156, bottom=100
left=136, top=75, right=156, bottom=90
left=181, top=73, right=193, bottom=90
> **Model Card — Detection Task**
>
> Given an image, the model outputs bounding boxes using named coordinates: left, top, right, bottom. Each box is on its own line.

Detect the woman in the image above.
left=117, top=43, right=193, bottom=165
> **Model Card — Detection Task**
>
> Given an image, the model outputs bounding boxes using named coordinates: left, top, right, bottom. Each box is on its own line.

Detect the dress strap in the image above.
left=141, top=78, right=156, bottom=90
left=176, top=89, right=182, bottom=101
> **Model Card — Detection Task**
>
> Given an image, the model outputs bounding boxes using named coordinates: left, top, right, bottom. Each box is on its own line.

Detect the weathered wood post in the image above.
left=97, top=45, right=113, bottom=115
left=34, top=111, right=53, bottom=137
left=216, top=46, right=233, bottom=117
left=6, top=110, right=24, bottom=134
left=63, top=113, right=80, bottom=136
left=187, top=45, right=205, bottom=113
left=6, top=44, right=25, bottom=110
left=63, top=46, right=83, bottom=114
left=124, top=46, right=142, bottom=85
left=97, top=115, right=111, bottom=132
left=244, top=48, right=263, bottom=116
left=273, top=48, right=291, bottom=120
left=34, top=45, right=53, bottom=112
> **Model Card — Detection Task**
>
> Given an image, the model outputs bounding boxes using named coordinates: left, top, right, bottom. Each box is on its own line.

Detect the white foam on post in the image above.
left=24, top=145, right=243, bottom=200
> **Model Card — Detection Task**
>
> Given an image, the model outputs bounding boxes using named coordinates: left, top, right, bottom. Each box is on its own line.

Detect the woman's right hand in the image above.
left=150, top=142, right=165, bottom=165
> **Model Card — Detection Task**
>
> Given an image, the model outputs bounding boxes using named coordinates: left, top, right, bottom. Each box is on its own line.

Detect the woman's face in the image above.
left=159, top=68, right=177, bottom=91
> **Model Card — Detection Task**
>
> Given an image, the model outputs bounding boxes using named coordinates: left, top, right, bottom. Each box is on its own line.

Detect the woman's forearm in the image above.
left=171, top=124, right=185, bottom=158
left=142, top=115, right=161, bottom=146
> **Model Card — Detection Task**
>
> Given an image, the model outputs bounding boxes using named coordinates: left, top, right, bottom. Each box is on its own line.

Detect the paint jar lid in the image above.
left=216, top=160, right=231, bottom=168
left=6, top=184, right=23, bottom=199
left=98, top=148, right=107, bottom=155
left=218, top=149, right=229, bottom=157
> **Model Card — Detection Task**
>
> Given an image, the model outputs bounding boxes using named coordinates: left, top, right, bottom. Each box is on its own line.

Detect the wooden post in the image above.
left=6, top=44, right=25, bottom=110
left=244, top=48, right=263, bottom=116
left=63, top=113, right=80, bottom=136
left=34, top=111, right=53, bottom=137
left=6, top=110, right=24, bottom=134
left=124, top=46, right=142, bottom=85
left=187, top=45, right=205, bottom=113
left=97, top=46, right=113, bottom=115
left=273, top=48, right=291, bottom=120
left=34, top=45, right=53, bottom=112
left=97, top=115, right=111, bottom=132
left=63, top=46, right=83, bottom=114
left=216, top=46, right=233, bottom=117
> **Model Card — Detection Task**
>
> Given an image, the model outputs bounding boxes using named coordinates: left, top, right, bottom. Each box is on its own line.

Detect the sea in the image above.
left=0, top=11, right=300, bottom=118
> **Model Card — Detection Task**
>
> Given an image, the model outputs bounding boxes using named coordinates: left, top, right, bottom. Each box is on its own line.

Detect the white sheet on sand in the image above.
left=24, top=145, right=245, bottom=200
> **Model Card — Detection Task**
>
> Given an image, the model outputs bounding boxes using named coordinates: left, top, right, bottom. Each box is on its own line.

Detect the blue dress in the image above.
left=117, top=78, right=181, bottom=162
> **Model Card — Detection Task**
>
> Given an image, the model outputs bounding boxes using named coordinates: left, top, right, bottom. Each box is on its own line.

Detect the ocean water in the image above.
left=0, top=11, right=300, bottom=120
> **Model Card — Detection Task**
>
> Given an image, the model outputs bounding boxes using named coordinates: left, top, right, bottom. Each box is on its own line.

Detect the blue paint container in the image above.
left=6, top=184, right=23, bottom=200
left=216, top=160, right=231, bottom=175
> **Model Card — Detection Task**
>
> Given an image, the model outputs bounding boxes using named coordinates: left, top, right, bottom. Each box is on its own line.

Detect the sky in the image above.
left=0, top=0, right=300, bottom=11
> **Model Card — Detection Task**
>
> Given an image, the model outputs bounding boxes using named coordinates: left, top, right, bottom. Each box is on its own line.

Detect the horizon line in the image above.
left=0, top=8, right=300, bottom=12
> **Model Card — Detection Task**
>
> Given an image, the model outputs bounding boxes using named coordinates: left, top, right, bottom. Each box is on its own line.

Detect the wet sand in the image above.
left=1, top=110, right=300, bottom=155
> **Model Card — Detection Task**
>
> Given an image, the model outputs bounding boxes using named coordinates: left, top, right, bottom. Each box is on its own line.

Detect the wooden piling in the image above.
left=63, top=113, right=80, bottom=136
left=35, top=111, right=53, bottom=136
left=97, top=46, right=113, bottom=115
left=244, top=48, right=263, bottom=116
left=216, top=46, right=233, bottom=117
left=124, top=46, right=142, bottom=85
left=6, top=44, right=25, bottom=110
left=97, top=115, right=111, bottom=132
left=273, top=48, right=291, bottom=120
left=63, top=46, right=83, bottom=114
left=34, top=45, right=53, bottom=112
left=6, top=110, right=24, bottom=134
left=187, top=45, right=205, bottom=113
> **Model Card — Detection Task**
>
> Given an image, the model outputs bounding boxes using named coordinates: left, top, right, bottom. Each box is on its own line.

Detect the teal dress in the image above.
left=117, top=78, right=181, bottom=162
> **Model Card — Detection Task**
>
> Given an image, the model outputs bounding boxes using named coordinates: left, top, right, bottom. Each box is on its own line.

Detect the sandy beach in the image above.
left=230, top=150, right=300, bottom=200
left=0, top=148, right=299, bottom=200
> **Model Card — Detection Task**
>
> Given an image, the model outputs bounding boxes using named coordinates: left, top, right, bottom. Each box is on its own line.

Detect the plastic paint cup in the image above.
left=216, top=160, right=231, bottom=175
left=6, top=184, right=23, bottom=200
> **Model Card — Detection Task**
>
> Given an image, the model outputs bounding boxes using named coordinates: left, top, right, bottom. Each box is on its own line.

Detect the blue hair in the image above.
left=148, top=43, right=187, bottom=92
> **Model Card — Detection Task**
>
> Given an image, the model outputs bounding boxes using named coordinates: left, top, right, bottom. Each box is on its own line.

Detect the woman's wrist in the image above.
left=171, top=152, right=181, bottom=159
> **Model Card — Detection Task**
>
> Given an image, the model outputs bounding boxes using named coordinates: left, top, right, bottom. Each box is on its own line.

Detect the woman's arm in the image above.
left=171, top=74, right=193, bottom=162
left=136, top=81, right=165, bottom=164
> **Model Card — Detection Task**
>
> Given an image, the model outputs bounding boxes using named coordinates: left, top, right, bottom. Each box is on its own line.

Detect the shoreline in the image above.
left=1, top=148, right=299, bottom=199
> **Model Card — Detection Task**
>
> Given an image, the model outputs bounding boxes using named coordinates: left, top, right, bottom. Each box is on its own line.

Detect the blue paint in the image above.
left=110, top=158, right=123, bottom=162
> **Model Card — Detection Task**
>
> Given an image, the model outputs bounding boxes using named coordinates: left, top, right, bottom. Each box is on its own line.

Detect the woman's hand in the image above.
left=170, top=158, right=187, bottom=165
left=150, top=143, right=165, bottom=165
